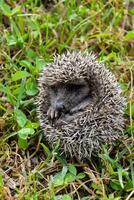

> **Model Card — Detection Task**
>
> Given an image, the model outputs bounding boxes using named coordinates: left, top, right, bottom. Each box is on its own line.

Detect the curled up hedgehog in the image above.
left=37, top=52, right=126, bottom=161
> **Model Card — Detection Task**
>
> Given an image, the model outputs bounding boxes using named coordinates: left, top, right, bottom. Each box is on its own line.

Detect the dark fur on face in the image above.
left=47, top=79, right=90, bottom=120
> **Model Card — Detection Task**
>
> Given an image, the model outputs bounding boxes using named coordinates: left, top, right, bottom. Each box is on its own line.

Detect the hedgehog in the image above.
left=37, top=51, right=126, bottom=161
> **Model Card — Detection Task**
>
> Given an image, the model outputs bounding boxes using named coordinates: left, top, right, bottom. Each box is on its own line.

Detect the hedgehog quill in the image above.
left=37, top=52, right=126, bottom=161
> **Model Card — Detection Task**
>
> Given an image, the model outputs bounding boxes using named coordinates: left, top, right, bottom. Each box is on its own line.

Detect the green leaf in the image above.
left=64, top=173, right=76, bottom=184
left=0, top=83, right=16, bottom=105
left=129, top=9, right=134, bottom=15
left=41, top=143, right=52, bottom=158
left=17, top=127, right=34, bottom=149
left=119, top=83, right=129, bottom=92
left=53, top=166, right=68, bottom=187
left=101, top=148, right=117, bottom=167
left=26, top=121, right=39, bottom=129
left=69, top=13, right=78, bottom=21
left=110, top=181, right=122, bottom=190
left=6, top=34, right=17, bottom=46
left=105, top=194, right=121, bottom=200
left=125, top=102, right=134, bottom=117
left=16, top=79, right=26, bottom=109
left=125, top=31, right=134, bottom=40
left=14, top=109, right=27, bottom=128
left=117, top=167, right=124, bottom=189
left=113, top=12, right=123, bottom=27
left=61, top=166, right=68, bottom=178
left=62, top=195, right=72, bottom=200
left=54, top=195, right=62, bottom=200
left=0, top=173, right=4, bottom=188
left=36, top=58, right=46, bottom=72
left=76, top=172, right=86, bottom=179
left=68, top=164, right=77, bottom=176
left=0, top=0, right=12, bottom=16
left=53, top=172, right=64, bottom=187
left=26, top=49, right=37, bottom=59
left=130, top=158, right=134, bottom=188
left=124, top=179, right=133, bottom=190
left=28, top=19, right=40, bottom=30
left=18, top=137, right=28, bottom=150
left=20, top=60, right=32, bottom=69
left=131, top=103, right=134, bottom=117
left=12, top=71, right=30, bottom=81
left=125, top=124, right=134, bottom=135
left=26, top=78, right=38, bottom=96
left=11, top=6, right=21, bottom=15
left=10, top=19, right=24, bottom=46
left=18, top=128, right=35, bottom=139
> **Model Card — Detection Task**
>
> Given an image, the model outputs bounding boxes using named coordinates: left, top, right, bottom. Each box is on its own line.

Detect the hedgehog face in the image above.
left=47, top=79, right=90, bottom=120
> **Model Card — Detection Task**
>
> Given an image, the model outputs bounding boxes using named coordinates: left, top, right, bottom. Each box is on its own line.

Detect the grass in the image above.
left=0, top=0, right=134, bottom=199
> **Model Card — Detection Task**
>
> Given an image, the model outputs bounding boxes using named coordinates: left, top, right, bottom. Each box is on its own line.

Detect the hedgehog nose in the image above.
left=55, top=101, right=65, bottom=112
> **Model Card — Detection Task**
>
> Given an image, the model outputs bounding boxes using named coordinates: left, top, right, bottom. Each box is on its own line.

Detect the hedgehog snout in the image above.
left=55, top=99, right=65, bottom=112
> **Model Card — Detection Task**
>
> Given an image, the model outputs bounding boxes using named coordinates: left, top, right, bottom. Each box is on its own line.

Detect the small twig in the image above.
left=126, top=190, right=134, bottom=200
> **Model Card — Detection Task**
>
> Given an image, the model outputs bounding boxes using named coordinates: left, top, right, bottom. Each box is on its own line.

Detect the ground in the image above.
left=0, top=0, right=134, bottom=200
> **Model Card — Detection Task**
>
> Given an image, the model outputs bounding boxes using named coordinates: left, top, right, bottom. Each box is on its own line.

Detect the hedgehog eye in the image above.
left=67, top=84, right=84, bottom=91
left=50, top=86, right=57, bottom=93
